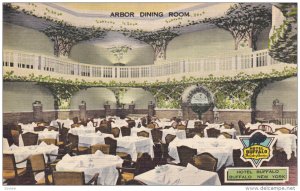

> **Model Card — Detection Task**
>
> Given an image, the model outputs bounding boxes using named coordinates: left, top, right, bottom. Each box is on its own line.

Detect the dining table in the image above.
left=168, top=136, right=242, bottom=171
left=55, top=152, right=123, bottom=185
left=18, top=129, right=59, bottom=146
left=116, top=136, right=154, bottom=161
left=68, top=126, right=96, bottom=135
left=78, top=132, right=115, bottom=147
left=3, top=143, right=59, bottom=168
left=134, top=164, right=221, bottom=185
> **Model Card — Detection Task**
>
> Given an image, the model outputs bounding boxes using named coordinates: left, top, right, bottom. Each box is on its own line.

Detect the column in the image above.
left=32, top=101, right=43, bottom=122
left=79, top=101, right=87, bottom=122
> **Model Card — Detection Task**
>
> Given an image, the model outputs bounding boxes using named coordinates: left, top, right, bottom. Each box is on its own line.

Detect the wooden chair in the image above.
left=238, top=120, right=247, bottom=135
left=258, top=124, right=273, bottom=133
left=146, top=123, right=155, bottom=129
left=232, top=149, right=252, bottom=167
left=220, top=132, right=232, bottom=139
left=34, top=126, right=47, bottom=132
left=67, top=133, right=89, bottom=155
left=194, top=124, right=207, bottom=137
left=190, top=152, right=218, bottom=172
left=38, top=138, right=57, bottom=145
left=161, top=134, right=177, bottom=161
left=176, top=124, right=187, bottom=130
left=137, top=131, right=150, bottom=138
left=96, top=124, right=110, bottom=134
left=120, top=126, right=131, bottom=137
left=11, top=130, right=20, bottom=146
left=71, top=123, right=81, bottom=128
left=117, top=153, right=154, bottom=184
left=72, top=117, right=79, bottom=124
left=28, top=154, right=52, bottom=185
left=111, top=127, right=120, bottom=138
left=104, top=137, right=130, bottom=159
left=90, top=144, right=110, bottom=154
left=206, top=128, right=221, bottom=138
left=125, top=179, right=146, bottom=185
left=57, top=127, right=69, bottom=147
left=177, top=146, right=197, bottom=166
left=21, top=132, right=38, bottom=146
left=223, top=123, right=234, bottom=129
left=52, top=171, right=99, bottom=185
left=3, top=154, right=27, bottom=184
left=127, top=120, right=136, bottom=128
left=275, top=127, right=291, bottom=134
left=151, top=129, right=163, bottom=144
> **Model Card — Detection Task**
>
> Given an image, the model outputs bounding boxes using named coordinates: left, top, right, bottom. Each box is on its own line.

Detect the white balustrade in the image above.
left=3, top=49, right=281, bottom=79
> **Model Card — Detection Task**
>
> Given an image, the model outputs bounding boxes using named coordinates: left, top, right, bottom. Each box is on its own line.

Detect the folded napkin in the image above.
left=43, top=128, right=48, bottom=132
left=10, top=144, right=18, bottom=150
left=39, top=141, right=48, bottom=147
left=94, top=150, right=104, bottom=156
left=62, top=154, right=71, bottom=160
left=96, top=131, right=102, bottom=135
left=182, top=163, right=199, bottom=174
left=193, top=134, right=202, bottom=140
left=87, top=121, right=93, bottom=127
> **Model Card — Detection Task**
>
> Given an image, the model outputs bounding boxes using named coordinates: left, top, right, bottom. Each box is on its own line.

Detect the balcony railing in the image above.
left=3, top=49, right=281, bottom=79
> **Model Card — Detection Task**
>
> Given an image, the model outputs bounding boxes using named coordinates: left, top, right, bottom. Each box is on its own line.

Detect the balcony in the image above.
left=3, top=49, right=296, bottom=83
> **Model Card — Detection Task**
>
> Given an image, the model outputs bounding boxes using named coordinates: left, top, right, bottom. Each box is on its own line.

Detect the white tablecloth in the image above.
left=69, top=127, right=95, bottom=135
left=204, top=127, right=237, bottom=139
left=18, top=130, right=59, bottom=146
left=78, top=133, right=114, bottom=147
left=135, top=164, right=221, bottom=185
left=116, top=136, right=154, bottom=161
left=162, top=128, right=186, bottom=143
left=3, top=144, right=59, bottom=168
left=3, top=138, right=9, bottom=150
left=18, top=123, right=37, bottom=132
left=274, top=133, right=297, bottom=160
left=56, top=154, right=123, bottom=185
left=111, top=120, right=128, bottom=128
left=168, top=137, right=242, bottom=170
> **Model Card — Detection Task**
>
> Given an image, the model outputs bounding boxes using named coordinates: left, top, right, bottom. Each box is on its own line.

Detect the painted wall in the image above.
left=69, top=42, right=154, bottom=66
left=70, top=88, right=117, bottom=110
left=3, top=23, right=54, bottom=55
left=256, top=77, right=297, bottom=111
left=167, top=28, right=237, bottom=59
left=119, top=88, right=155, bottom=109
left=3, top=82, right=55, bottom=112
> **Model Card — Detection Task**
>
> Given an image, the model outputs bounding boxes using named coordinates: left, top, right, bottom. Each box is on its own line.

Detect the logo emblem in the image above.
left=238, top=130, right=276, bottom=168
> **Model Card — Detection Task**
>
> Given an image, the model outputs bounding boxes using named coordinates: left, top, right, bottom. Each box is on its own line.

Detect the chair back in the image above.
left=127, top=120, right=136, bottom=128
left=146, top=123, right=155, bottom=129
left=258, top=124, right=273, bottom=133
left=3, top=154, right=17, bottom=171
left=275, top=127, right=291, bottom=134
left=34, top=126, right=47, bottom=132
left=96, top=124, right=111, bottom=134
left=206, top=128, right=221, bottom=138
left=104, top=137, right=117, bottom=155
left=72, top=117, right=79, bottom=124
left=134, top=153, right=154, bottom=176
left=22, top=132, right=38, bottom=146
left=151, top=129, right=162, bottom=143
left=48, top=126, right=59, bottom=131
left=29, top=154, right=46, bottom=172
left=67, top=133, right=79, bottom=150
left=190, top=152, right=218, bottom=171
left=59, top=127, right=69, bottom=143
left=165, top=134, right=176, bottom=145
left=137, top=130, right=150, bottom=138
left=177, top=146, right=197, bottom=166
left=11, top=130, right=20, bottom=146
left=90, top=144, right=110, bottom=154
left=38, top=138, right=57, bottom=145
left=220, top=132, right=232, bottom=139
left=177, top=124, right=187, bottom=130
left=238, top=120, right=246, bottom=135
left=52, top=171, right=85, bottom=185
left=120, top=126, right=131, bottom=137
left=111, top=127, right=120, bottom=138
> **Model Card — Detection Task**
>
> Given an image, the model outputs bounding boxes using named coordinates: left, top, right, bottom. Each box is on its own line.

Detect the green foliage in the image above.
left=107, top=45, right=132, bottom=62
left=203, top=3, right=271, bottom=50
left=269, top=3, right=297, bottom=64
left=3, top=66, right=296, bottom=110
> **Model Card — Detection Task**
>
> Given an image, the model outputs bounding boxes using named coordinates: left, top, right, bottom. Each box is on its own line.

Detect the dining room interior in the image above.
left=2, top=2, right=298, bottom=187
